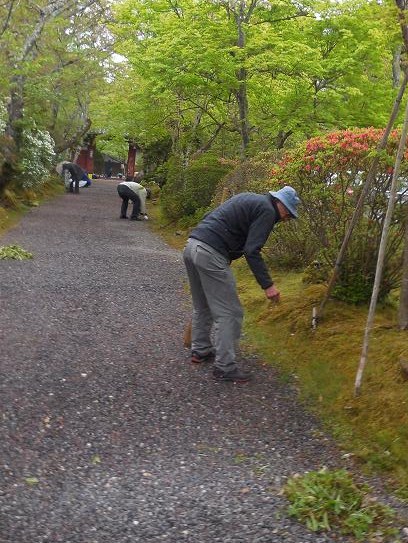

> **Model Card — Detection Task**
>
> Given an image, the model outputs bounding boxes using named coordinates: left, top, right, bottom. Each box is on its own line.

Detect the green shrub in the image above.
left=284, top=468, right=396, bottom=540
left=181, top=154, right=232, bottom=216
left=19, top=127, right=55, bottom=189
left=0, top=244, right=33, bottom=259
left=265, top=219, right=319, bottom=271
left=144, top=181, right=161, bottom=199
left=159, top=155, right=184, bottom=221
left=302, top=258, right=331, bottom=284
left=212, top=151, right=280, bottom=205
left=144, top=162, right=169, bottom=188
left=160, top=153, right=233, bottom=222
left=177, top=206, right=211, bottom=229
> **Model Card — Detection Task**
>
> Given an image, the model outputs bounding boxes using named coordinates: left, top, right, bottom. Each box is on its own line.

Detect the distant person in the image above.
left=183, top=186, right=300, bottom=383
left=105, top=160, right=113, bottom=178
left=81, top=171, right=91, bottom=187
left=117, top=180, right=148, bottom=221
left=56, top=161, right=87, bottom=194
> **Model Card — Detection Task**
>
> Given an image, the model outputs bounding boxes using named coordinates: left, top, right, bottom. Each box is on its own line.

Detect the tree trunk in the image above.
left=398, top=204, right=408, bottom=329
left=190, top=123, right=226, bottom=160
left=5, top=74, right=25, bottom=143
left=393, top=45, right=402, bottom=88
left=236, top=71, right=250, bottom=157
left=0, top=135, right=17, bottom=197
left=0, top=0, right=15, bottom=38
left=55, top=118, right=92, bottom=154
left=275, top=130, right=293, bottom=149
left=355, top=94, right=408, bottom=395
left=235, top=2, right=250, bottom=158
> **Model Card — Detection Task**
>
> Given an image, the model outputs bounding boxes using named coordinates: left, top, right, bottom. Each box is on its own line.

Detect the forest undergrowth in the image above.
left=0, top=177, right=63, bottom=236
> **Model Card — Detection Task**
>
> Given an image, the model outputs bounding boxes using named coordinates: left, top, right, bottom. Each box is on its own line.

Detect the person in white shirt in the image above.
left=117, top=181, right=148, bottom=221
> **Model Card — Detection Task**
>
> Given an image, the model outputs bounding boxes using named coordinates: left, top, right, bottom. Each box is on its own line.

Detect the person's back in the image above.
left=57, top=162, right=86, bottom=193
left=117, top=181, right=148, bottom=220
left=190, top=192, right=279, bottom=289
left=63, top=162, right=85, bottom=181
left=191, top=192, right=277, bottom=261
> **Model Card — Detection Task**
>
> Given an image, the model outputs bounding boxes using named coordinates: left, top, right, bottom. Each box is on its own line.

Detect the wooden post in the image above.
left=76, top=145, right=88, bottom=171
left=85, top=135, right=96, bottom=174
left=311, top=307, right=318, bottom=330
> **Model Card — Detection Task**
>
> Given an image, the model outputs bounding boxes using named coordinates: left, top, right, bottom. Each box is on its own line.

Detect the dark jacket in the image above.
left=62, top=162, right=86, bottom=182
left=190, top=192, right=279, bottom=289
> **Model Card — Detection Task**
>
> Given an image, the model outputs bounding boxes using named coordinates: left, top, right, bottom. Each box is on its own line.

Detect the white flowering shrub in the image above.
left=20, top=129, right=55, bottom=188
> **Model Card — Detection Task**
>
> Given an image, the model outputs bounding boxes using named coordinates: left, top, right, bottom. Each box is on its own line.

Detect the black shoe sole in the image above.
left=213, top=373, right=252, bottom=383
left=214, top=378, right=251, bottom=383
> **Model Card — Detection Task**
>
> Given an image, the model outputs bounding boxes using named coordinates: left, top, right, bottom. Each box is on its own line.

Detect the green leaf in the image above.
left=0, top=245, right=33, bottom=260
left=24, top=477, right=39, bottom=486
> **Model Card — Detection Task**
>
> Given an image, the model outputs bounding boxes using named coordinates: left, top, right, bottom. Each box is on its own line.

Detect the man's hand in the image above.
left=264, top=284, right=280, bottom=302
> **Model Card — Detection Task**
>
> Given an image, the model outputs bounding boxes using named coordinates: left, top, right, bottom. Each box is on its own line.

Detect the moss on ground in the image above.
left=0, top=178, right=64, bottom=235
left=234, top=260, right=408, bottom=496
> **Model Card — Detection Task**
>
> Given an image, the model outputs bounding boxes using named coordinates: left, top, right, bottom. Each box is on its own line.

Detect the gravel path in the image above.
left=0, top=180, right=400, bottom=543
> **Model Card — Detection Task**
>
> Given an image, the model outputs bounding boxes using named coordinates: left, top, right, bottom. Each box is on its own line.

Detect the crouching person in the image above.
left=56, top=161, right=87, bottom=194
left=183, top=186, right=301, bottom=384
left=117, top=180, right=148, bottom=221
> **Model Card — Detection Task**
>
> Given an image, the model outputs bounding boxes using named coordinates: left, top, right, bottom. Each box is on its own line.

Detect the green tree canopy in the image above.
left=91, top=0, right=400, bottom=159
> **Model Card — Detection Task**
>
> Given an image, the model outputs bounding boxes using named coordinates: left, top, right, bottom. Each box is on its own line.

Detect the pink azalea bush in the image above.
left=255, top=128, right=407, bottom=303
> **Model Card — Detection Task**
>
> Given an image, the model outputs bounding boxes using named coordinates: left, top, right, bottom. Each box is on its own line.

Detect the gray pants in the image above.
left=183, top=238, right=243, bottom=372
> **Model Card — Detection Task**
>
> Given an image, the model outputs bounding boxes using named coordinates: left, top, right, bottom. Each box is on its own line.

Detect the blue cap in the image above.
left=269, top=186, right=301, bottom=218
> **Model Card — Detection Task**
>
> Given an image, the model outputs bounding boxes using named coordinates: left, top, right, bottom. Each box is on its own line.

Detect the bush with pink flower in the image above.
left=239, top=129, right=407, bottom=303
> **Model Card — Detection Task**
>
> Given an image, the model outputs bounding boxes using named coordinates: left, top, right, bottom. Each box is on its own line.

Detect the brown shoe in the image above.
left=191, top=351, right=215, bottom=364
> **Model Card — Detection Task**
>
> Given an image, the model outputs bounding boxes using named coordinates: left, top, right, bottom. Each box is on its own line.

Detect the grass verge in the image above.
left=0, top=178, right=64, bottom=236
left=235, top=260, right=408, bottom=497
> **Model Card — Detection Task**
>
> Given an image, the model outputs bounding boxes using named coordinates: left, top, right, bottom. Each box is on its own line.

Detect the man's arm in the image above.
left=243, top=212, right=276, bottom=289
